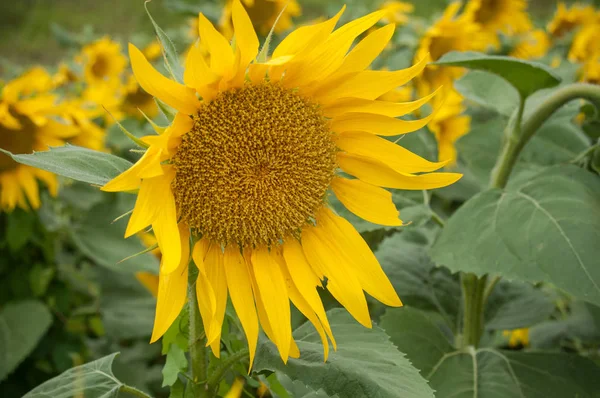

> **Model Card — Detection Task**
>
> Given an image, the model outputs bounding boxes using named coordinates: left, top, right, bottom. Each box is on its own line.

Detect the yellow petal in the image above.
left=338, top=153, right=462, bottom=190
left=251, top=246, right=292, bottom=363
left=335, top=24, right=395, bottom=75
left=223, top=244, right=259, bottom=371
left=125, top=175, right=162, bottom=237
left=319, top=208, right=401, bottom=307
left=17, top=167, right=40, bottom=209
left=184, top=42, right=219, bottom=97
left=301, top=225, right=371, bottom=328
left=193, top=240, right=218, bottom=343
left=330, top=111, right=435, bottom=136
left=277, top=248, right=333, bottom=360
left=335, top=131, right=445, bottom=174
left=282, top=239, right=336, bottom=350
left=150, top=224, right=190, bottom=343
left=136, top=272, right=159, bottom=297
left=34, top=169, right=58, bottom=196
left=198, top=13, right=235, bottom=74
left=314, top=55, right=429, bottom=104
left=323, top=88, right=439, bottom=118
left=129, top=43, right=200, bottom=114
left=101, top=146, right=162, bottom=192
left=204, top=243, right=228, bottom=357
left=231, top=0, right=259, bottom=81
left=331, top=177, right=401, bottom=226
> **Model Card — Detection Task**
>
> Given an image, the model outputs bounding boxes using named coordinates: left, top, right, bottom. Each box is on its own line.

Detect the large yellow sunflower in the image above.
left=414, top=2, right=493, bottom=97
left=220, top=0, right=301, bottom=36
left=547, top=2, right=599, bottom=38
left=463, top=0, right=532, bottom=38
left=102, top=0, right=461, bottom=365
left=79, top=36, right=127, bottom=84
left=0, top=68, right=78, bottom=211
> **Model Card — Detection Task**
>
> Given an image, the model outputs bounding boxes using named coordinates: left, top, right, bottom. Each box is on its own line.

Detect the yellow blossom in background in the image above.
left=503, top=328, right=530, bottom=347
left=568, top=23, right=600, bottom=62
left=428, top=89, right=470, bottom=165
left=79, top=36, right=127, bottom=84
left=142, top=40, right=163, bottom=61
left=224, top=378, right=244, bottom=398
left=121, top=75, right=159, bottom=119
left=579, top=54, right=600, bottom=84
left=547, top=2, right=599, bottom=38
left=220, top=0, right=301, bottom=37
left=378, top=84, right=413, bottom=103
left=56, top=100, right=107, bottom=151
left=81, top=80, right=126, bottom=125
left=510, top=29, right=551, bottom=60
left=0, top=68, right=79, bottom=212
left=52, top=63, right=78, bottom=88
left=414, top=2, right=493, bottom=97
left=378, top=1, right=414, bottom=26
left=136, top=272, right=160, bottom=297
left=102, top=0, right=461, bottom=367
left=464, top=0, right=532, bottom=40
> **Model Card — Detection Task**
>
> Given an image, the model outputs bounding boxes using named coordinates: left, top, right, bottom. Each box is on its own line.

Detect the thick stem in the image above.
left=206, top=348, right=250, bottom=394
left=188, top=262, right=208, bottom=397
left=490, top=83, right=600, bottom=189
left=120, top=385, right=153, bottom=398
left=461, top=274, right=487, bottom=348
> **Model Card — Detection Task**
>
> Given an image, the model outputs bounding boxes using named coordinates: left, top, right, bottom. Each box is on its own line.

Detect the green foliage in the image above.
left=254, top=309, right=435, bottom=398
left=381, top=307, right=600, bottom=398
left=435, top=51, right=561, bottom=98
left=431, top=165, right=600, bottom=306
left=0, top=145, right=132, bottom=186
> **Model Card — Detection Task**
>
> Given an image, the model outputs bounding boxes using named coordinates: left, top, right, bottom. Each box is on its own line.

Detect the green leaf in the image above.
left=484, top=281, right=554, bottom=330
left=375, top=228, right=460, bottom=330
left=162, top=344, right=188, bottom=387
left=274, top=373, right=337, bottom=398
left=23, top=353, right=126, bottom=398
left=6, top=209, right=35, bottom=251
left=0, top=301, right=52, bottom=381
left=144, top=1, right=184, bottom=83
left=71, top=201, right=159, bottom=274
left=530, top=301, right=600, bottom=348
left=254, top=309, right=434, bottom=398
left=431, top=165, right=600, bottom=306
left=455, top=70, right=518, bottom=117
left=0, top=145, right=132, bottom=186
left=434, top=51, right=561, bottom=98
left=29, top=264, right=56, bottom=297
left=381, top=307, right=600, bottom=397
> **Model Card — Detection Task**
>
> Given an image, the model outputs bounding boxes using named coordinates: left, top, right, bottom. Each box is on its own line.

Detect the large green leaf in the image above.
left=0, top=145, right=132, bottom=186
left=71, top=201, right=159, bottom=274
left=23, top=353, right=131, bottom=398
left=254, top=309, right=434, bottom=398
left=381, top=307, right=600, bottom=397
left=0, top=300, right=52, bottom=381
left=434, top=51, right=561, bottom=98
left=431, top=165, right=600, bottom=306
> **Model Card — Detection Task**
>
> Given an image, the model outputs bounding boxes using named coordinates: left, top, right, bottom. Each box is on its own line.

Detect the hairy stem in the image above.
left=120, top=385, right=153, bottom=398
left=206, top=348, right=250, bottom=394
left=188, top=261, right=208, bottom=397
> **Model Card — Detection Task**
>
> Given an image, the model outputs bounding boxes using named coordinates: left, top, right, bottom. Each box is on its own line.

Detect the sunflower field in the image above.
left=1, top=0, right=600, bottom=397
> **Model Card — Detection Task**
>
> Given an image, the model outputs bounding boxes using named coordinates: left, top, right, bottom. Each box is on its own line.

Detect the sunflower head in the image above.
left=503, top=328, right=530, bottom=348
left=428, top=89, right=470, bottom=165
left=547, top=2, right=599, bottom=38
left=378, top=1, right=414, bottom=26
left=80, top=36, right=127, bottom=84
left=569, top=23, right=600, bottom=62
left=103, top=0, right=461, bottom=365
left=122, top=75, right=158, bottom=119
left=220, top=0, right=301, bottom=37
left=510, top=29, right=551, bottom=60
left=463, top=0, right=532, bottom=36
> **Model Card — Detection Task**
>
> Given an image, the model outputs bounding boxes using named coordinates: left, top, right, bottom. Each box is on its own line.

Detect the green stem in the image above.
left=120, top=385, right=153, bottom=398
left=206, top=348, right=250, bottom=393
left=490, top=83, right=600, bottom=189
left=188, top=261, right=208, bottom=397
left=482, top=276, right=501, bottom=306
left=461, top=274, right=487, bottom=348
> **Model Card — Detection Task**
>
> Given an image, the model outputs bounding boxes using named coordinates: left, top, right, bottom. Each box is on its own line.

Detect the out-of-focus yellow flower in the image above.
left=464, top=0, right=532, bottom=40
left=220, top=0, right=301, bottom=37
left=569, top=23, right=600, bottom=62
left=378, top=84, right=413, bottom=103
left=55, top=100, right=106, bottom=151
left=414, top=2, right=493, bottom=97
left=79, top=37, right=127, bottom=84
left=0, top=68, right=79, bottom=212
left=81, top=80, right=126, bottom=124
left=428, top=89, right=470, bottom=165
left=224, top=378, right=244, bottom=398
left=256, top=381, right=269, bottom=397
left=143, top=40, right=163, bottom=61
left=547, top=2, right=599, bottom=38
left=579, top=53, right=600, bottom=84
left=52, top=63, right=78, bottom=88
left=503, top=328, right=530, bottom=347
left=378, top=1, right=413, bottom=26
left=122, top=75, right=158, bottom=119
left=510, top=30, right=551, bottom=60
left=136, top=272, right=160, bottom=297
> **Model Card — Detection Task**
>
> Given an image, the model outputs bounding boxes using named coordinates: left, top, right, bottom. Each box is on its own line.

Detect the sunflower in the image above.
left=121, top=75, right=159, bottom=119
left=510, top=29, right=551, bottom=60
left=378, top=1, right=414, bottom=26
left=579, top=53, right=600, bottom=85
left=569, top=23, right=600, bottom=63
left=547, top=2, right=599, bottom=38
left=0, top=68, right=78, bottom=212
left=414, top=2, right=493, bottom=97
left=463, top=0, right=532, bottom=38
left=80, top=36, right=127, bottom=84
left=503, top=328, right=529, bottom=348
left=102, top=0, right=461, bottom=365
left=220, top=0, right=301, bottom=37
left=428, top=89, right=470, bottom=165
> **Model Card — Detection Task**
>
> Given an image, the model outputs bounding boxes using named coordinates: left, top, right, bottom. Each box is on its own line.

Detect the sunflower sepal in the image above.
left=106, top=108, right=150, bottom=149
left=154, top=98, right=177, bottom=122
